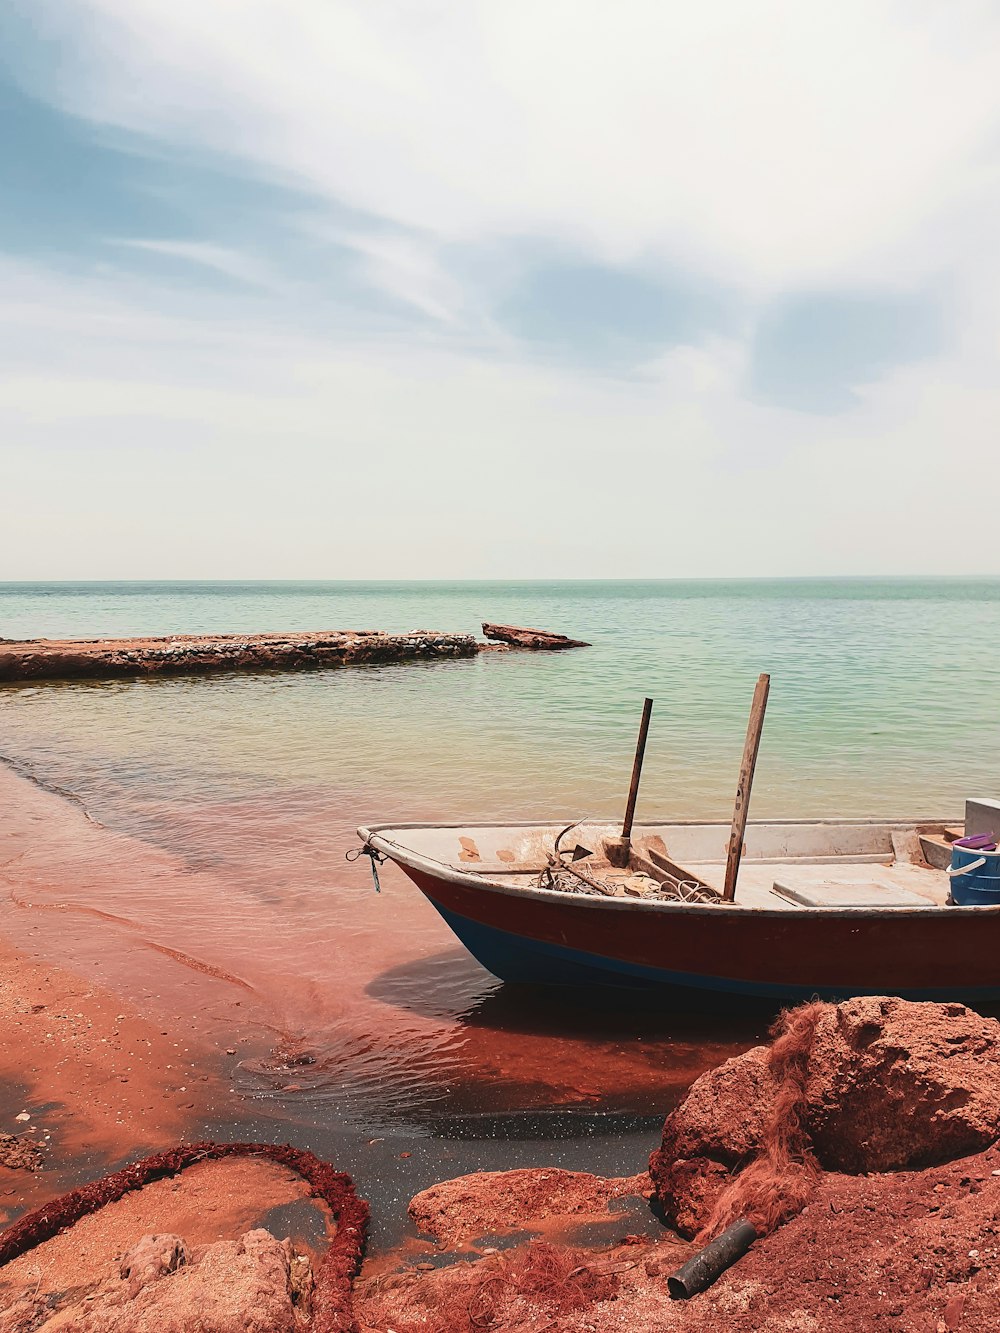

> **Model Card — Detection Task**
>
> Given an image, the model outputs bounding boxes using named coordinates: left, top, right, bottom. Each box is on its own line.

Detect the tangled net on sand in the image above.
left=698, top=1001, right=828, bottom=1242
left=0, top=1140, right=368, bottom=1333
left=360, top=1239, right=625, bottom=1333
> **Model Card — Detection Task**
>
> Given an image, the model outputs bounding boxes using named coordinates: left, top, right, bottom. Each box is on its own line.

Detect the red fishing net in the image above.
left=0, top=1140, right=368, bottom=1333
left=699, top=1002, right=827, bottom=1241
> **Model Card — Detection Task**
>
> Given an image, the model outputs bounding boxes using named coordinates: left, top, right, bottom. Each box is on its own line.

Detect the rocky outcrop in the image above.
left=409, top=1168, right=649, bottom=1247
left=0, top=1229, right=313, bottom=1333
left=0, top=631, right=478, bottom=682
left=481, top=623, right=591, bottom=649
left=0, top=624, right=592, bottom=681
left=650, top=997, right=1000, bottom=1236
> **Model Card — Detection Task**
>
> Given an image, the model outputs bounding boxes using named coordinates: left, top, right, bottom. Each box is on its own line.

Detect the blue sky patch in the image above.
left=749, top=290, right=945, bottom=414
left=497, top=257, right=734, bottom=366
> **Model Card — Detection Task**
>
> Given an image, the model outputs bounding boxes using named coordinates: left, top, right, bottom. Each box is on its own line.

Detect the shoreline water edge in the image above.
left=5, top=579, right=1000, bottom=1327
left=3, top=753, right=1000, bottom=1328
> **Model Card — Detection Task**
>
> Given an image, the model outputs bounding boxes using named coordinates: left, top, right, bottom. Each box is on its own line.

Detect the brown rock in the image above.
left=650, top=997, right=1000, bottom=1236
left=29, top=1229, right=310, bottom=1333
left=807, top=997, right=1000, bottom=1172
left=118, top=1234, right=189, bottom=1298
left=481, top=623, right=591, bottom=650
left=409, top=1167, right=648, bottom=1247
left=649, top=1043, right=779, bottom=1234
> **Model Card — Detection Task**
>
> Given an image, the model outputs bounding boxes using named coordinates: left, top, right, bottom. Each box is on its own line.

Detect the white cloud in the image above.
left=28, top=0, right=1000, bottom=292
left=3, top=255, right=1000, bottom=579
left=4, top=3, right=1000, bottom=578
left=115, top=239, right=279, bottom=291
left=333, top=231, right=464, bottom=323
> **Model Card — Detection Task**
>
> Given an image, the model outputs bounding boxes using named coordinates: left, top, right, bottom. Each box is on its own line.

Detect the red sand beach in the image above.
left=4, top=759, right=1000, bottom=1330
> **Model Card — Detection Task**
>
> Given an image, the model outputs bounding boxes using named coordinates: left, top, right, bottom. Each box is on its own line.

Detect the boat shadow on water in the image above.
left=366, top=947, right=783, bottom=1030
left=365, top=951, right=776, bottom=1144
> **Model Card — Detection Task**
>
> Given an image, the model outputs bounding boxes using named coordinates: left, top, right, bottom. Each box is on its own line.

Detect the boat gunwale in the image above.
left=357, top=817, right=993, bottom=920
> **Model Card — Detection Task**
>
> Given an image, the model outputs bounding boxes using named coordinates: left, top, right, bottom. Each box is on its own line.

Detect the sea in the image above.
left=2, top=578, right=999, bottom=1241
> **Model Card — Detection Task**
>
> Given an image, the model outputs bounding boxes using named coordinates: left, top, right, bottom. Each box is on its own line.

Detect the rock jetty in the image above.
left=0, top=623, right=591, bottom=683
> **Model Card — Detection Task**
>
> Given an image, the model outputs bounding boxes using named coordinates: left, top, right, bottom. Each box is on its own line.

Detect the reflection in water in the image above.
left=366, top=949, right=504, bottom=1022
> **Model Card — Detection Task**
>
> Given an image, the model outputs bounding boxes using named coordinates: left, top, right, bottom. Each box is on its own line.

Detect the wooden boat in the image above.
left=356, top=816, right=1000, bottom=1003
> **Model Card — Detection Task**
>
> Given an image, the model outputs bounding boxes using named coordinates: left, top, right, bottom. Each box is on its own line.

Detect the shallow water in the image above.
left=2, top=578, right=998, bottom=1233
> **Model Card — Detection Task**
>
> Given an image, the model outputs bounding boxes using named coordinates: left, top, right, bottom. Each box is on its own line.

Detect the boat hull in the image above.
left=400, top=864, right=1000, bottom=1004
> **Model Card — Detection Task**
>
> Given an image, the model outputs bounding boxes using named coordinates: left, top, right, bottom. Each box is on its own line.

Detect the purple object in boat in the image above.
left=956, top=834, right=997, bottom=850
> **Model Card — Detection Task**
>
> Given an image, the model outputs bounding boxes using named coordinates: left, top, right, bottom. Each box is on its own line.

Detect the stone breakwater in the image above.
left=0, top=630, right=482, bottom=682
left=0, top=623, right=592, bottom=682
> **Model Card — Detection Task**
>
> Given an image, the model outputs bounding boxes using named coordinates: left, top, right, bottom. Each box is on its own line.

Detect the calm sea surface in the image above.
left=2, top=579, right=999, bottom=1232
left=4, top=578, right=999, bottom=822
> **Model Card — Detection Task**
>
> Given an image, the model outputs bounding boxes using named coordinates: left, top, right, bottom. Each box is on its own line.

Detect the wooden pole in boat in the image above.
left=623, top=696, right=654, bottom=842
left=606, top=697, right=653, bottom=868
left=722, top=674, right=770, bottom=903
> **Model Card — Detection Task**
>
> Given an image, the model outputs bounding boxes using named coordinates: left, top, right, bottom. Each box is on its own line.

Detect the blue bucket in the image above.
left=950, top=844, right=1000, bottom=905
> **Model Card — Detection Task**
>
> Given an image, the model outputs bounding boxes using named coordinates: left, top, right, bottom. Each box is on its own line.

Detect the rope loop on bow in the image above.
left=346, top=842, right=386, bottom=892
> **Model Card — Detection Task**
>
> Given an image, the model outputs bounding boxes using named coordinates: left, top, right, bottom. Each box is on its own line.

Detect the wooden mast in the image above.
left=605, top=697, right=654, bottom=868
left=722, top=674, right=770, bottom=902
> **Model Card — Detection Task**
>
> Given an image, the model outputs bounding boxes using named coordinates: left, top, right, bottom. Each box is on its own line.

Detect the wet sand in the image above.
left=0, top=938, right=221, bottom=1223
left=0, top=756, right=766, bottom=1262
left=0, top=756, right=766, bottom=1113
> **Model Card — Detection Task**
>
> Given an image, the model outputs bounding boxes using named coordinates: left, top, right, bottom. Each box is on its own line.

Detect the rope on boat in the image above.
left=346, top=843, right=385, bottom=893
left=0, top=1141, right=368, bottom=1333
left=537, top=862, right=716, bottom=903
left=537, top=820, right=719, bottom=903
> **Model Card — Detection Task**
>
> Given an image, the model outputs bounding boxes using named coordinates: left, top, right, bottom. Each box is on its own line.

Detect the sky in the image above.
left=2, top=1, right=1000, bottom=579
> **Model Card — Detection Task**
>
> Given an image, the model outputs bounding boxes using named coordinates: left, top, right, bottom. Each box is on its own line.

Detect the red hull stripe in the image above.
left=403, top=866, right=1000, bottom=994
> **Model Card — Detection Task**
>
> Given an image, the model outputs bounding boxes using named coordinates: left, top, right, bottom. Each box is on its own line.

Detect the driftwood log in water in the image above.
left=0, top=630, right=479, bottom=682
left=482, top=622, right=591, bottom=649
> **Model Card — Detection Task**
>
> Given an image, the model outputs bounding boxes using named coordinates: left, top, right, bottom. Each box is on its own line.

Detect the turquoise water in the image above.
left=3, top=578, right=999, bottom=823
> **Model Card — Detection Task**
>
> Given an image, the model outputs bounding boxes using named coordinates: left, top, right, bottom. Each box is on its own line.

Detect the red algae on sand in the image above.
left=362, top=997, right=1000, bottom=1332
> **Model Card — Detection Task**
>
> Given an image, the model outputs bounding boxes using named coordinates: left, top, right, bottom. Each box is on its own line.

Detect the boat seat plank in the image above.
left=770, top=879, right=931, bottom=909
left=695, top=859, right=951, bottom=908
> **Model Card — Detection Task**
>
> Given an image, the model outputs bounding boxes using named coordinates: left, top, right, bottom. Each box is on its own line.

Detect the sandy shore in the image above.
left=7, top=754, right=1000, bottom=1330
left=0, top=938, right=219, bottom=1222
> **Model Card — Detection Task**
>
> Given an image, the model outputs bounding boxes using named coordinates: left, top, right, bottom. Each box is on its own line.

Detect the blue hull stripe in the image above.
left=432, top=902, right=1000, bottom=1003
